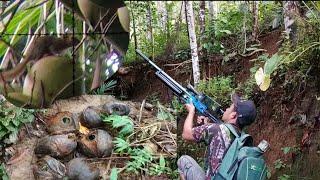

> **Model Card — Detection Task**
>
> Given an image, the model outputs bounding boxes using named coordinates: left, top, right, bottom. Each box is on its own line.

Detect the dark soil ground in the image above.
left=112, top=29, right=320, bottom=179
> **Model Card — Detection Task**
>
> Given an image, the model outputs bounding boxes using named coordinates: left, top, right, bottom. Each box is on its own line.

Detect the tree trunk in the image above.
left=130, top=1, right=138, bottom=57
left=156, top=2, right=167, bottom=31
left=207, top=1, right=214, bottom=22
left=146, top=1, right=154, bottom=59
left=185, top=1, right=200, bottom=87
left=252, top=1, right=259, bottom=42
left=164, top=2, right=170, bottom=40
left=199, top=1, right=205, bottom=37
left=199, top=1, right=207, bottom=80
left=81, top=22, right=87, bottom=92
left=283, top=1, right=300, bottom=46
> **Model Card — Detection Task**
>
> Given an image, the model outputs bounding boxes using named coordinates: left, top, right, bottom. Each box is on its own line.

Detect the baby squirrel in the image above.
left=0, top=35, right=80, bottom=83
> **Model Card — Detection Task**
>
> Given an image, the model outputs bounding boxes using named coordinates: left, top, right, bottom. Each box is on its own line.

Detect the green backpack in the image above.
left=213, top=124, right=267, bottom=180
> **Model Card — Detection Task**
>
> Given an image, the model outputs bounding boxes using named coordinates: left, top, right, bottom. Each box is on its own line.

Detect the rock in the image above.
left=35, top=134, right=77, bottom=158
left=102, top=102, right=130, bottom=116
left=66, top=158, right=100, bottom=180
left=78, top=129, right=113, bottom=157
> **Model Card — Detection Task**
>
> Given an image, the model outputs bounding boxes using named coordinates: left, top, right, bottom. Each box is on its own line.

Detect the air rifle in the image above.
left=136, top=49, right=224, bottom=123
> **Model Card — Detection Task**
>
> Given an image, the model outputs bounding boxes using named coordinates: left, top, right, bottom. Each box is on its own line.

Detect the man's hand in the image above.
left=185, top=103, right=195, bottom=113
left=197, top=116, right=209, bottom=125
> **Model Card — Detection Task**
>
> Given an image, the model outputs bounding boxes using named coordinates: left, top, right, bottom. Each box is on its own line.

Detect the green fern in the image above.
left=93, top=80, right=117, bottom=95
left=113, top=137, right=130, bottom=155
left=102, top=114, right=134, bottom=137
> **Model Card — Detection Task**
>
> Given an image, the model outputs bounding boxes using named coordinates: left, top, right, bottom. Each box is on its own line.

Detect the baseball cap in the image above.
left=231, top=93, right=257, bottom=128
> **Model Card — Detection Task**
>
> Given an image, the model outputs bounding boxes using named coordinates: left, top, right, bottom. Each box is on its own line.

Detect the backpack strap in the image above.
left=224, top=123, right=240, bottom=138
left=224, top=123, right=252, bottom=147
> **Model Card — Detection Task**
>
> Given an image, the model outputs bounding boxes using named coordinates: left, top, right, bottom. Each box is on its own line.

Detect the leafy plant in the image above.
left=102, top=114, right=134, bottom=138
left=149, top=155, right=169, bottom=176
left=197, top=76, right=235, bottom=107
left=113, top=137, right=131, bottom=155
left=0, top=163, right=9, bottom=180
left=170, top=96, right=186, bottom=114
left=278, top=174, right=291, bottom=180
left=255, top=53, right=283, bottom=91
left=156, top=102, right=174, bottom=121
left=0, top=102, right=35, bottom=144
left=274, top=159, right=286, bottom=170
left=126, top=148, right=153, bottom=174
left=281, top=146, right=301, bottom=155
left=93, top=80, right=117, bottom=95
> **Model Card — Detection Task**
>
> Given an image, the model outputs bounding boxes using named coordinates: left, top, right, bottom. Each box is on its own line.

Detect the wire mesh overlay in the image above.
left=0, top=0, right=129, bottom=98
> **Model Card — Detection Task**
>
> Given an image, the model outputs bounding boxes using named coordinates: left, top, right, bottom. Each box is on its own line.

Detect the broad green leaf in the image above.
left=281, top=147, right=291, bottom=154
left=264, top=53, right=282, bottom=75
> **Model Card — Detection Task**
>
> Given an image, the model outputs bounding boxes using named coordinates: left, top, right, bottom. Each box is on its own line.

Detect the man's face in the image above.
left=222, top=103, right=237, bottom=123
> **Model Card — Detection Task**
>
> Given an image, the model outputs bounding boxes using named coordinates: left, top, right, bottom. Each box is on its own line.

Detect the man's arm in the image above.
left=182, top=103, right=196, bottom=141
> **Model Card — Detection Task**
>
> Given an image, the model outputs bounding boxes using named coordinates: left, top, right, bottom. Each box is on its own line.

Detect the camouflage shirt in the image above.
left=192, top=123, right=234, bottom=179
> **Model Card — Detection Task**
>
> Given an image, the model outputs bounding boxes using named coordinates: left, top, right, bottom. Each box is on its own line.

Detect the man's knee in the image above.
left=177, top=155, right=192, bottom=168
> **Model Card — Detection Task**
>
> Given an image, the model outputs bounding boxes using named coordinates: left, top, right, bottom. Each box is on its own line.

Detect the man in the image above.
left=177, top=93, right=257, bottom=180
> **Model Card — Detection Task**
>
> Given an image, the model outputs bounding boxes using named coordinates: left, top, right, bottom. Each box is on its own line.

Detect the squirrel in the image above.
left=0, top=35, right=80, bottom=83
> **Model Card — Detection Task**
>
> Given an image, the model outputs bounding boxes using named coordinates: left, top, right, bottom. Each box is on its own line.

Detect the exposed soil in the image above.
left=114, top=28, right=320, bottom=179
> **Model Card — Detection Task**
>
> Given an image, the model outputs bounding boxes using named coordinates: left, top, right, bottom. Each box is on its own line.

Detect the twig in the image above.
left=0, top=0, right=22, bottom=36
left=105, top=152, right=113, bottom=174
left=85, top=12, right=118, bottom=59
left=239, top=49, right=267, bottom=57
left=24, top=0, right=49, bottom=10
left=0, top=39, right=22, bottom=60
left=86, top=156, right=130, bottom=162
left=74, top=9, right=111, bottom=52
left=151, top=138, right=174, bottom=156
left=138, top=99, right=146, bottom=123
left=163, top=121, right=177, bottom=146
left=24, top=123, right=31, bottom=138
left=165, top=60, right=192, bottom=72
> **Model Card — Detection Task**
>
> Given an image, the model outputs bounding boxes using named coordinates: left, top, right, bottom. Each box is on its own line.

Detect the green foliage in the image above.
left=274, top=159, right=286, bottom=170
left=126, top=148, right=153, bottom=174
left=173, top=49, right=190, bottom=60
left=0, top=102, right=35, bottom=144
left=0, top=163, right=9, bottom=180
left=149, top=155, right=170, bottom=176
left=278, top=174, right=291, bottom=180
left=92, top=80, right=117, bottom=95
left=263, top=53, right=283, bottom=75
left=156, top=102, right=174, bottom=121
left=113, top=137, right=130, bottom=155
left=236, top=76, right=256, bottom=99
left=197, top=76, right=235, bottom=106
left=258, top=2, right=283, bottom=33
left=281, top=146, right=301, bottom=155
left=110, top=168, right=118, bottom=180
left=170, top=96, right=186, bottom=114
left=102, top=114, right=134, bottom=138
